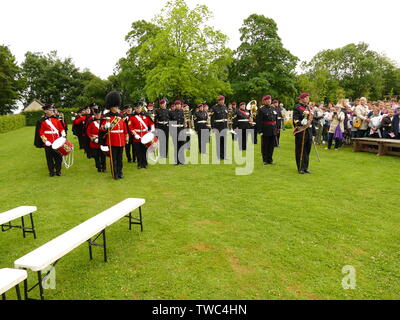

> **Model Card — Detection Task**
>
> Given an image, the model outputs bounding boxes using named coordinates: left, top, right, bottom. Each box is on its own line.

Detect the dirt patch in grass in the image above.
left=286, top=284, right=320, bottom=300
left=190, top=243, right=215, bottom=251
left=229, top=256, right=253, bottom=274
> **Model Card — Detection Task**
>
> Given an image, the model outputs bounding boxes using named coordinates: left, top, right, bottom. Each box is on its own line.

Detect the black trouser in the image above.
left=295, top=129, right=312, bottom=172
left=197, top=126, right=208, bottom=153
left=44, top=146, right=62, bottom=174
left=110, top=146, right=123, bottom=178
left=156, top=124, right=169, bottom=158
left=77, top=135, right=84, bottom=149
left=252, top=127, right=258, bottom=144
left=275, top=129, right=281, bottom=146
left=357, top=129, right=367, bottom=138
left=327, top=133, right=342, bottom=149
left=171, top=127, right=185, bottom=164
left=214, top=124, right=227, bottom=160
left=133, top=142, right=148, bottom=168
left=92, top=148, right=106, bottom=171
left=261, top=134, right=275, bottom=163
left=125, top=136, right=136, bottom=162
left=237, top=126, right=251, bottom=151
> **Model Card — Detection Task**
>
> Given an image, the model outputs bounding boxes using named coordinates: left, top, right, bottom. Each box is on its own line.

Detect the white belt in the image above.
left=133, top=129, right=147, bottom=132
left=170, top=124, right=184, bottom=127
left=215, top=119, right=227, bottom=123
left=111, top=130, right=124, bottom=133
left=197, top=121, right=207, bottom=123
left=157, top=121, right=168, bottom=125
left=238, top=119, right=249, bottom=122
left=44, top=131, right=58, bottom=134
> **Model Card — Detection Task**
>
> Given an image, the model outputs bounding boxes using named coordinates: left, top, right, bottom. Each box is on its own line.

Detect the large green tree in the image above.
left=117, top=0, right=233, bottom=104
left=229, top=14, right=299, bottom=105
left=0, top=45, right=25, bottom=114
left=299, top=43, right=400, bottom=102
left=21, top=51, right=84, bottom=107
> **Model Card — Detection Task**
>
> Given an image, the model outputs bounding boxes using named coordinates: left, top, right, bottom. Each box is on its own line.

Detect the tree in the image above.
left=21, top=51, right=84, bottom=107
left=301, top=43, right=400, bottom=101
left=117, top=0, right=233, bottom=104
left=229, top=14, right=299, bottom=105
left=0, top=45, right=25, bottom=114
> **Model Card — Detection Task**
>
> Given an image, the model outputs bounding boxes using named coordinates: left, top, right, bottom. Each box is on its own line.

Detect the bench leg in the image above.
left=126, top=207, right=144, bottom=232
left=24, top=277, right=28, bottom=300
left=87, top=229, right=107, bottom=263
left=37, top=271, right=44, bottom=301
left=15, top=284, right=21, bottom=300
left=30, top=213, right=37, bottom=239
left=21, top=216, right=26, bottom=238
left=2, top=293, right=6, bottom=300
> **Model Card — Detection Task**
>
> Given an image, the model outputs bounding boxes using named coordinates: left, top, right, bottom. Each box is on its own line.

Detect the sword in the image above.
left=312, top=136, right=321, bottom=162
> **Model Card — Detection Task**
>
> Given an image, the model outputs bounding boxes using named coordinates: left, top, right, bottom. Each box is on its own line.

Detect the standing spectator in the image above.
left=381, top=109, right=396, bottom=139
left=322, top=105, right=333, bottom=144
left=368, top=108, right=383, bottom=138
left=313, top=104, right=324, bottom=145
left=355, top=97, right=370, bottom=137
left=325, top=105, right=345, bottom=150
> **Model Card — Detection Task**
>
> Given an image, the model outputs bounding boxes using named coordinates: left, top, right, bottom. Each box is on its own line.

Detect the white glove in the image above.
left=104, top=123, right=111, bottom=129
left=150, top=125, right=155, bottom=133
left=45, top=141, right=52, bottom=147
left=94, top=138, right=99, bottom=144
left=61, top=131, right=66, bottom=138
left=71, top=117, right=75, bottom=121
left=134, top=134, right=140, bottom=140
left=301, top=119, right=308, bottom=126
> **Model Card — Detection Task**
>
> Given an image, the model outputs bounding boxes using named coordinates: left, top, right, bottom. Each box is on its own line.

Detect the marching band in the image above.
left=34, top=91, right=314, bottom=178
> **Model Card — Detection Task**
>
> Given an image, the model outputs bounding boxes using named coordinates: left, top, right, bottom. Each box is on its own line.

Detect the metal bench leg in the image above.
left=139, top=207, right=143, bottom=232
left=30, top=213, right=37, bottom=239
left=15, top=284, right=22, bottom=300
left=87, top=230, right=107, bottom=263
left=126, top=208, right=143, bottom=232
left=103, top=229, right=107, bottom=263
left=21, top=216, right=26, bottom=238
left=37, top=271, right=44, bottom=301
left=2, top=293, right=6, bottom=300
left=23, top=276, right=28, bottom=300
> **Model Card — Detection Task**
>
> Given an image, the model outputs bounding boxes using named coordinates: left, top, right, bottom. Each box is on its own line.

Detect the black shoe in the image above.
left=304, top=170, right=312, bottom=174
left=97, top=168, right=102, bottom=173
left=49, top=172, right=55, bottom=177
left=56, top=172, right=61, bottom=176
left=118, top=175, right=124, bottom=179
left=299, top=170, right=306, bottom=174
left=263, top=162, right=268, bottom=165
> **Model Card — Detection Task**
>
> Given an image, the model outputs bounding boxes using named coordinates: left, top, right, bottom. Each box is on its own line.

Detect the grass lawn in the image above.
left=0, top=126, right=399, bottom=300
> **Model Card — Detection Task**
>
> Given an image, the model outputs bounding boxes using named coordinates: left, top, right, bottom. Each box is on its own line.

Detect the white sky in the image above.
left=1, top=0, right=399, bottom=79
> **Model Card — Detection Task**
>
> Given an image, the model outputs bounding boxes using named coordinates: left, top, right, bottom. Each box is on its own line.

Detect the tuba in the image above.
left=247, top=100, right=258, bottom=125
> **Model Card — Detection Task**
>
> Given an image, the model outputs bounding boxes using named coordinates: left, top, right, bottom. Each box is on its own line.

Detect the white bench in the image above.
left=0, top=206, right=37, bottom=239
left=14, top=198, right=145, bottom=300
left=0, top=268, right=27, bottom=300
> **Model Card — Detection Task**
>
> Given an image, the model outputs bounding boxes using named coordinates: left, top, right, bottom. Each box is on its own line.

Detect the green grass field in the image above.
left=0, top=126, right=399, bottom=300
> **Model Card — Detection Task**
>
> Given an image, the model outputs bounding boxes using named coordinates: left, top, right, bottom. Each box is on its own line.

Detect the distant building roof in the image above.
left=23, top=99, right=44, bottom=112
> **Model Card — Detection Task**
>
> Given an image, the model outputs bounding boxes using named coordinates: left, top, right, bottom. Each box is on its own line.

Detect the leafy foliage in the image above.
left=0, top=114, right=26, bottom=133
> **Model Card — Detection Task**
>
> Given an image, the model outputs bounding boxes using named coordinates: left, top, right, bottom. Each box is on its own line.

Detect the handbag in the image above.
left=353, top=119, right=362, bottom=128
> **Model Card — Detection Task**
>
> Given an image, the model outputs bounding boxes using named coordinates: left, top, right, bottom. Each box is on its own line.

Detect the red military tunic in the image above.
left=72, top=115, right=85, bottom=126
left=86, top=120, right=101, bottom=149
left=100, top=114, right=128, bottom=147
left=39, top=117, right=65, bottom=144
left=128, top=114, right=154, bottom=143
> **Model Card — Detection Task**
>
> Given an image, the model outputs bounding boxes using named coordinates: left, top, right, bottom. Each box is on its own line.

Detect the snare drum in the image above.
left=141, top=132, right=159, bottom=151
left=52, top=137, right=73, bottom=156
left=100, top=145, right=110, bottom=157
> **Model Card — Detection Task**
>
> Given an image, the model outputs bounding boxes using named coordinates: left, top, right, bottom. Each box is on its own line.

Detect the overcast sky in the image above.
left=2, top=0, right=399, bottom=79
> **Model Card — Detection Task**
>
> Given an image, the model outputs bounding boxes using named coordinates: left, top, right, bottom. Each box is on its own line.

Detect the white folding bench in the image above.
left=0, top=206, right=37, bottom=239
left=0, top=268, right=27, bottom=300
left=14, top=198, right=145, bottom=300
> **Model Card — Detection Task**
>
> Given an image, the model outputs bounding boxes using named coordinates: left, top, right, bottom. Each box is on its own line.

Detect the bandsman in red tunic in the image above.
left=99, top=92, right=129, bottom=180
left=128, top=104, right=155, bottom=169
left=37, top=104, right=66, bottom=177
left=86, top=108, right=106, bottom=173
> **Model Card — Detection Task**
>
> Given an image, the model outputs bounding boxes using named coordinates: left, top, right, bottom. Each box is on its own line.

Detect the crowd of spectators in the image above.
left=309, top=98, right=400, bottom=150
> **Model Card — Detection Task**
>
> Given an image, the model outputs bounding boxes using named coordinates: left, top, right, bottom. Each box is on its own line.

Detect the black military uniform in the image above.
left=194, top=108, right=209, bottom=154
left=169, top=104, right=185, bottom=165
left=293, top=99, right=312, bottom=174
left=274, top=105, right=283, bottom=147
left=155, top=105, right=170, bottom=158
left=256, top=101, right=277, bottom=165
left=122, top=106, right=136, bottom=163
left=235, top=106, right=251, bottom=151
left=211, top=97, right=228, bottom=160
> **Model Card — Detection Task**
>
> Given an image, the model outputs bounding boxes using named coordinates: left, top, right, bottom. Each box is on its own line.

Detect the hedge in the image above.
left=0, top=115, right=26, bottom=134
left=22, top=108, right=77, bottom=126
